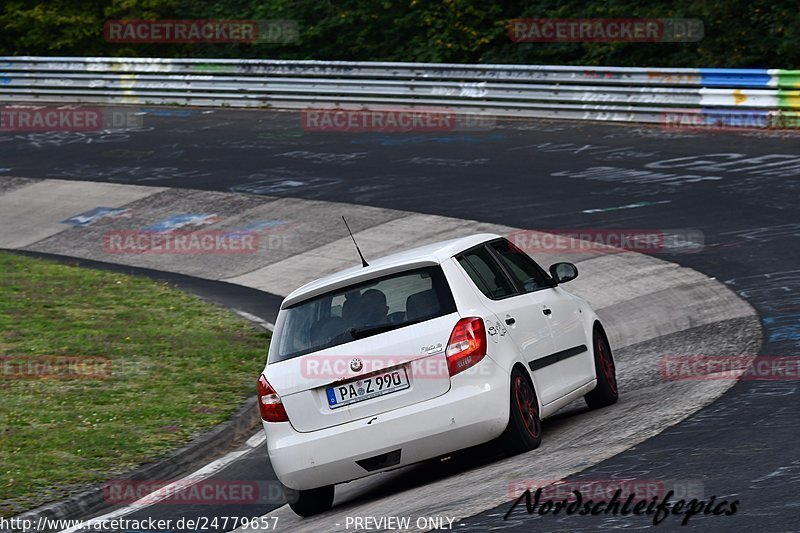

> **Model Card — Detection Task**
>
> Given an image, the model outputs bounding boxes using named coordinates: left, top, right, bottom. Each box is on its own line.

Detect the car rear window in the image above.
left=270, top=266, right=456, bottom=363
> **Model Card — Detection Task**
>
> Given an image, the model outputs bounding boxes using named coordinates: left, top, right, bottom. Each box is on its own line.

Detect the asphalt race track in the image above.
left=2, top=109, right=799, bottom=532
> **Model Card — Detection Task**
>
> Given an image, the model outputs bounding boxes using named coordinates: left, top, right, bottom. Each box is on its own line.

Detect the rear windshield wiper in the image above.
left=346, top=320, right=423, bottom=340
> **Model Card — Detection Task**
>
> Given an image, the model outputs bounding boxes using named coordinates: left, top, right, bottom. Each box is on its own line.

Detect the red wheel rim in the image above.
left=597, top=335, right=617, bottom=394
left=514, top=375, right=540, bottom=439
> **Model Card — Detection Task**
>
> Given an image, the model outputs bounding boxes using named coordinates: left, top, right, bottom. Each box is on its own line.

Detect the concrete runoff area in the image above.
left=0, top=180, right=164, bottom=249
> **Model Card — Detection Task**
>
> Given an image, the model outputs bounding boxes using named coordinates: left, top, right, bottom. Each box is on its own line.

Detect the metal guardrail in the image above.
left=1, top=56, right=799, bottom=124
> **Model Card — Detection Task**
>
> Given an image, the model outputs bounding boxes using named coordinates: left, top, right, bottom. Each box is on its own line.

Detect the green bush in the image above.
left=0, top=0, right=797, bottom=67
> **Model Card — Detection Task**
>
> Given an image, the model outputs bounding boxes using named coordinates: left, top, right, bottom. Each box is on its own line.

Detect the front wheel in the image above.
left=584, top=327, right=619, bottom=409
left=498, top=367, right=542, bottom=454
left=284, top=484, right=334, bottom=517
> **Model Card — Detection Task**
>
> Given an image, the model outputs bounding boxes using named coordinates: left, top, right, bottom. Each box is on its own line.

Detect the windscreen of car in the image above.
left=270, top=266, right=456, bottom=363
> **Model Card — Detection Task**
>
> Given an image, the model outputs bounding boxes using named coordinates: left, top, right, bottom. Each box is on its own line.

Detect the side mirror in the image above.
left=549, top=262, right=578, bottom=284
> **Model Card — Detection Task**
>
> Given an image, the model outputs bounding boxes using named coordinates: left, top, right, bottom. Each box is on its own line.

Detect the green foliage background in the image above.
left=0, top=0, right=797, bottom=67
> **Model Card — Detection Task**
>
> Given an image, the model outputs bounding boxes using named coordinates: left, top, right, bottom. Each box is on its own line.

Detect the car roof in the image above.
left=282, top=232, right=501, bottom=307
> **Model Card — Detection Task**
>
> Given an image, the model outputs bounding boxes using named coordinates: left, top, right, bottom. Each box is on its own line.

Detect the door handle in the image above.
left=505, top=317, right=516, bottom=325
left=542, top=308, right=552, bottom=316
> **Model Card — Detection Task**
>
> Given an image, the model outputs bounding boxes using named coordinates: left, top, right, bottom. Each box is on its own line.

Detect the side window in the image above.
left=490, top=239, right=552, bottom=293
left=457, top=246, right=516, bottom=299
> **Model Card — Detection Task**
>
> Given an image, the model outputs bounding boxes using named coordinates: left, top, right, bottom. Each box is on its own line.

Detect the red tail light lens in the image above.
left=446, top=317, right=487, bottom=376
left=257, top=374, right=289, bottom=422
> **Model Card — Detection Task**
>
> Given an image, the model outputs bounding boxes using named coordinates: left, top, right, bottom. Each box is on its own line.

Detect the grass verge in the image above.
left=0, top=252, right=270, bottom=517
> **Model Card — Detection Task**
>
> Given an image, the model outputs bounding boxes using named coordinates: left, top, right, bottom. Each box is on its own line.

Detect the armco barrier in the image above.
left=0, top=56, right=798, bottom=125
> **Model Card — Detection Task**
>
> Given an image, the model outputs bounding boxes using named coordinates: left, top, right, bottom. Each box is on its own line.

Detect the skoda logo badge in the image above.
left=350, top=358, right=363, bottom=372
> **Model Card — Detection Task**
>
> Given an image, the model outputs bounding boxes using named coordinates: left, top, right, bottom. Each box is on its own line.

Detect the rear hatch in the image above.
left=269, top=314, right=458, bottom=432
left=266, top=265, right=459, bottom=432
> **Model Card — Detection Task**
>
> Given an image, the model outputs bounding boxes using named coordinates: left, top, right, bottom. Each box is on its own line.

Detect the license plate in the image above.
left=326, top=368, right=410, bottom=409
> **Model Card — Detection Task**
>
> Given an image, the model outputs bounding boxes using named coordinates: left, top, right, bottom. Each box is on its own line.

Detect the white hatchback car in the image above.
left=257, top=233, right=618, bottom=516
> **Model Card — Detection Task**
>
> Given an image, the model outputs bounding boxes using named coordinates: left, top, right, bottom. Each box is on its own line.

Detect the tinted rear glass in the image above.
left=270, top=266, right=456, bottom=363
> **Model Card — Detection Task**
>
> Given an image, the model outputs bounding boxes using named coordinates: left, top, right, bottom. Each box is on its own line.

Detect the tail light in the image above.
left=257, top=374, right=289, bottom=422
left=446, top=317, right=487, bottom=376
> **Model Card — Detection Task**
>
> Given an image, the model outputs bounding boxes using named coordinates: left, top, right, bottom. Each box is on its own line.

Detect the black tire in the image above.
left=284, top=484, right=334, bottom=517
left=584, top=326, right=619, bottom=409
left=498, top=367, right=542, bottom=454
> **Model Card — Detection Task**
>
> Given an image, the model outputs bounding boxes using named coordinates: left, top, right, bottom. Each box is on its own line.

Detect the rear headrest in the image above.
left=405, top=289, right=439, bottom=322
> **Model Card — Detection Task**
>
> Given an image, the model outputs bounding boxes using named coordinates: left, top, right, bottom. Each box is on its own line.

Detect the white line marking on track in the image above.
left=57, top=431, right=266, bottom=533
left=245, top=432, right=266, bottom=448
left=232, top=308, right=275, bottom=331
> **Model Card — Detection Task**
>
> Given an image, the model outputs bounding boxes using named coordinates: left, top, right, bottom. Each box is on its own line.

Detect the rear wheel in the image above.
left=584, top=327, right=619, bottom=409
left=284, top=484, right=334, bottom=517
left=499, top=367, right=542, bottom=453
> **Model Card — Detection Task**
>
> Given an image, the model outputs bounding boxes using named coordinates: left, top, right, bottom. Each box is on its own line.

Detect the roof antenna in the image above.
left=342, top=216, right=369, bottom=268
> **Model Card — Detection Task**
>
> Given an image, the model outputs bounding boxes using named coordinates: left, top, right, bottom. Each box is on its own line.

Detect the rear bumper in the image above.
left=263, top=356, right=509, bottom=489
